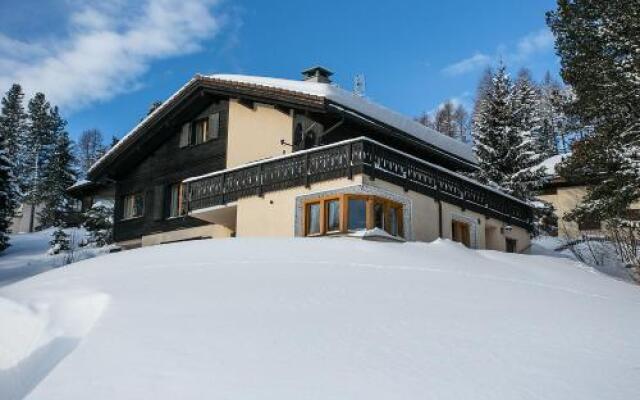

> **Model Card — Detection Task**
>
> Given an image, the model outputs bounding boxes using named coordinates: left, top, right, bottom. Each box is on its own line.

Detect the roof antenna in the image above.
left=353, top=73, right=366, bottom=96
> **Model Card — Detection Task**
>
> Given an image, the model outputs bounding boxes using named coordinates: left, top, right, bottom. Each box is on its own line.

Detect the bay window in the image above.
left=303, top=195, right=403, bottom=238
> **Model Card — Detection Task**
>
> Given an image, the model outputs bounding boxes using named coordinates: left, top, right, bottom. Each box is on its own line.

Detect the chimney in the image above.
left=301, top=66, right=333, bottom=83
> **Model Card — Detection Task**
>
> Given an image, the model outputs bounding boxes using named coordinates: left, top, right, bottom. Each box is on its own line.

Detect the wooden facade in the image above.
left=112, top=100, right=229, bottom=242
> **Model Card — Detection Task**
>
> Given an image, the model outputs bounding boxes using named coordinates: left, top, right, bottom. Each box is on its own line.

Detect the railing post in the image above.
left=304, top=153, right=310, bottom=188
left=403, top=158, right=409, bottom=192
left=221, top=172, right=227, bottom=205
left=257, top=164, right=263, bottom=197
left=347, top=142, right=353, bottom=180
left=369, top=142, right=376, bottom=181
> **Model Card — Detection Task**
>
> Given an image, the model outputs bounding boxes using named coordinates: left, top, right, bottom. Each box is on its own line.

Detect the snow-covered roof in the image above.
left=208, top=74, right=476, bottom=163
left=88, top=73, right=476, bottom=176
left=536, top=153, right=571, bottom=177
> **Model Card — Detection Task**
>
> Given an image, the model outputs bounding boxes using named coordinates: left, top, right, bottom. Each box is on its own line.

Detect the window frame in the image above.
left=180, top=112, right=221, bottom=149
left=302, top=194, right=403, bottom=238
left=122, top=192, right=145, bottom=220
left=305, top=201, right=323, bottom=236
left=167, top=183, right=183, bottom=219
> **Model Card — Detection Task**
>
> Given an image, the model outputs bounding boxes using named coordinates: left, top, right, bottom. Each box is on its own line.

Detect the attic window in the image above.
left=180, top=113, right=220, bottom=148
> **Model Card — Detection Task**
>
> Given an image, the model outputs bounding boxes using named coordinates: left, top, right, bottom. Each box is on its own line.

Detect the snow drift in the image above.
left=1, top=237, right=639, bottom=399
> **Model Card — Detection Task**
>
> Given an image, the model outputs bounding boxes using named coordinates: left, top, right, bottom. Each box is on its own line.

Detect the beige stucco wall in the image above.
left=364, top=176, right=530, bottom=252
left=538, top=185, right=640, bottom=238
left=226, top=99, right=292, bottom=168
left=233, top=174, right=531, bottom=252
left=235, top=176, right=364, bottom=237
left=537, top=185, right=588, bottom=237
left=140, top=224, right=233, bottom=247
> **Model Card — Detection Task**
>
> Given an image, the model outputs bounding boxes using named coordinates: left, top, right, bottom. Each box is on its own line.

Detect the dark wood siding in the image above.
left=113, top=100, right=229, bottom=242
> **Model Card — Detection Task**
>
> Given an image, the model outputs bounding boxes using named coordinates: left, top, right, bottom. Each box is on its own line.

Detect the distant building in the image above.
left=70, top=67, right=533, bottom=252
left=536, top=154, right=640, bottom=237
left=10, top=203, right=44, bottom=233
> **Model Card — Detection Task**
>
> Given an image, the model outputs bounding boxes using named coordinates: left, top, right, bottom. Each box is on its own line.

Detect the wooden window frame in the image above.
left=305, top=201, right=323, bottom=236
left=122, top=192, right=145, bottom=221
left=167, top=183, right=184, bottom=219
left=302, top=194, right=403, bottom=238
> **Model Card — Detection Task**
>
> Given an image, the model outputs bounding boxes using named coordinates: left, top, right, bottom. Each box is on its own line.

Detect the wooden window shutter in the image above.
left=179, top=123, right=190, bottom=147
left=207, top=113, right=220, bottom=140
left=153, top=185, right=164, bottom=221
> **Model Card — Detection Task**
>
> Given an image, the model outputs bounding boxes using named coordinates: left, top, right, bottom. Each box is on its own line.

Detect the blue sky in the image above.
left=0, top=0, right=560, bottom=142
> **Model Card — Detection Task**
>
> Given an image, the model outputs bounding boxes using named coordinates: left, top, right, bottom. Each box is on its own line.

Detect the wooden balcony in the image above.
left=183, top=138, right=534, bottom=230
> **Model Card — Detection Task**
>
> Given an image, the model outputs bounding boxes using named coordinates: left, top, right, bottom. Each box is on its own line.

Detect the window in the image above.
left=303, top=195, right=403, bottom=238
left=506, top=238, right=517, bottom=253
left=578, top=217, right=601, bottom=231
left=387, top=206, right=400, bottom=237
left=306, top=202, right=321, bottom=235
left=123, top=193, right=144, bottom=219
left=451, top=220, right=471, bottom=247
left=168, top=183, right=182, bottom=218
left=326, top=199, right=341, bottom=232
left=347, top=198, right=367, bottom=231
left=179, top=112, right=220, bottom=148
left=374, top=202, right=384, bottom=230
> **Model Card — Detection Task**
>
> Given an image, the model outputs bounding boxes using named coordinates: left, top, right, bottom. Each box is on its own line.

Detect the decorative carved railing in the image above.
left=183, top=138, right=533, bottom=229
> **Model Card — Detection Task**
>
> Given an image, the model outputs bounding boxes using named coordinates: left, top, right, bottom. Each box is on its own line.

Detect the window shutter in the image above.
left=153, top=185, right=164, bottom=221
left=179, top=123, right=190, bottom=147
left=207, top=113, right=220, bottom=140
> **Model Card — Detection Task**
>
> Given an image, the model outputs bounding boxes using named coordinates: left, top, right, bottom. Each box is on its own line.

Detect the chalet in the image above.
left=536, top=154, right=640, bottom=237
left=71, top=67, right=533, bottom=251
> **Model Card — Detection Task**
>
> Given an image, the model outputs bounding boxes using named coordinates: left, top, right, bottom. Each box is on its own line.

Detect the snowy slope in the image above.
left=1, top=238, right=639, bottom=400
left=0, top=229, right=110, bottom=287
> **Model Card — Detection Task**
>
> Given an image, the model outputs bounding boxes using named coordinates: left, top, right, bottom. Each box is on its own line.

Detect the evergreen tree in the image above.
left=23, top=93, right=55, bottom=205
left=0, top=115, right=18, bottom=252
left=472, top=64, right=545, bottom=200
left=49, top=227, right=71, bottom=254
left=0, top=84, right=27, bottom=196
left=40, top=109, right=76, bottom=229
left=83, top=201, right=114, bottom=247
left=547, top=0, right=640, bottom=224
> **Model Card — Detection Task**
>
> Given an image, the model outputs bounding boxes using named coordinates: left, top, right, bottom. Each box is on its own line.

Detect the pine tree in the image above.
left=547, top=0, right=640, bottom=223
left=40, top=108, right=76, bottom=229
left=83, top=201, right=114, bottom=247
left=0, top=116, right=18, bottom=252
left=49, top=227, right=71, bottom=254
left=0, top=84, right=27, bottom=197
left=472, top=64, right=545, bottom=201
left=23, top=93, right=55, bottom=205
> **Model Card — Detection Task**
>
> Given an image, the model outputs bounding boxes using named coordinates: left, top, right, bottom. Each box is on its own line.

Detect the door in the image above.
left=452, top=220, right=471, bottom=247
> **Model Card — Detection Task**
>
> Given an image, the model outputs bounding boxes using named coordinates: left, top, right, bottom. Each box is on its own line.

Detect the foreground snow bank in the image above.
left=1, top=238, right=639, bottom=399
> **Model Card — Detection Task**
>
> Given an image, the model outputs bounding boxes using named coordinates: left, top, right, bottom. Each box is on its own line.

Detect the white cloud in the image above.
left=442, top=53, right=491, bottom=76
left=442, top=28, right=555, bottom=76
left=0, top=0, right=222, bottom=112
left=512, top=29, right=554, bottom=61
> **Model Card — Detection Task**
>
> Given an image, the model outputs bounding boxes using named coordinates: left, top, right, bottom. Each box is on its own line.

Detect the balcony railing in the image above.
left=183, top=137, right=533, bottom=229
